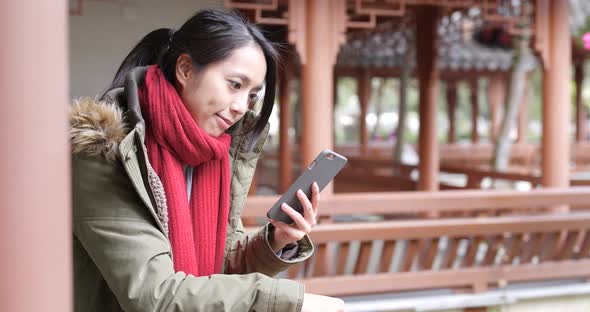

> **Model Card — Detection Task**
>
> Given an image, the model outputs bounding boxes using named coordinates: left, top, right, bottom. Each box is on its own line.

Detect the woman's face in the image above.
left=176, top=44, right=267, bottom=137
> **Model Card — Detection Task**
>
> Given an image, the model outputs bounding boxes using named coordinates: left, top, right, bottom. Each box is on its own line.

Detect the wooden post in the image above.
left=575, top=64, right=587, bottom=142
left=279, top=64, right=293, bottom=193
left=542, top=0, right=571, bottom=212
left=358, top=70, right=371, bottom=156
left=470, top=79, right=480, bottom=143
left=0, top=1, right=71, bottom=311
left=299, top=0, right=343, bottom=272
left=301, top=0, right=339, bottom=194
left=415, top=6, right=441, bottom=193
left=446, top=80, right=458, bottom=143
left=488, top=74, right=506, bottom=142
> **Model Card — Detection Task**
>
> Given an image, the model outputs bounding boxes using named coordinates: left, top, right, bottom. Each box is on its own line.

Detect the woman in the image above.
left=71, top=8, right=345, bottom=312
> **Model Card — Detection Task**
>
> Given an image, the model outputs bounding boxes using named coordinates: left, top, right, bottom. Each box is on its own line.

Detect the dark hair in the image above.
left=104, top=9, right=280, bottom=146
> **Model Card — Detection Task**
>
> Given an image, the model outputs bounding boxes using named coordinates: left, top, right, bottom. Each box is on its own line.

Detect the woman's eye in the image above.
left=248, top=93, right=260, bottom=109
left=229, top=80, right=241, bottom=90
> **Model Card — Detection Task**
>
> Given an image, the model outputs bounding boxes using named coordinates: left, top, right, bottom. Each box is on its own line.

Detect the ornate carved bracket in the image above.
left=225, top=0, right=308, bottom=62
left=226, top=0, right=540, bottom=65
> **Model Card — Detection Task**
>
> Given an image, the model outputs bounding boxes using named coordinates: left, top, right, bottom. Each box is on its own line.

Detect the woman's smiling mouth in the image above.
left=216, top=114, right=232, bottom=129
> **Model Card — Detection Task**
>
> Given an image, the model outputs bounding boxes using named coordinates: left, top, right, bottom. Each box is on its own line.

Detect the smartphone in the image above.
left=266, top=149, right=348, bottom=224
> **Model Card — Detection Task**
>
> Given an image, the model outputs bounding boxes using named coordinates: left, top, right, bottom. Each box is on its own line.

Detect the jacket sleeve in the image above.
left=223, top=218, right=314, bottom=276
left=73, top=155, right=304, bottom=312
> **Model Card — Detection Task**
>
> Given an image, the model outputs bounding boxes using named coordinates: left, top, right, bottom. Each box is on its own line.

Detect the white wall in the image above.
left=69, top=0, right=223, bottom=98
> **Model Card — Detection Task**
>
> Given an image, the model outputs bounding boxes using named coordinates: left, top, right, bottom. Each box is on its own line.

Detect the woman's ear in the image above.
left=175, top=54, right=193, bottom=90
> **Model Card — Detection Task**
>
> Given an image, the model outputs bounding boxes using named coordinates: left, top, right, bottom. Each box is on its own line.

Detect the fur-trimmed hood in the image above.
left=70, top=97, right=128, bottom=162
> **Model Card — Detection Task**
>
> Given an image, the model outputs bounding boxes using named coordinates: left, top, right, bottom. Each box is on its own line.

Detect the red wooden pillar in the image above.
left=470, top=79, right=480, bottom=143
left=279, top=65, right=293, bottom=193
left=542, top=0, right=571, bottom=212
left=0, top=1, right=71, bottom=311
left=301, top=0, right=340, bottom=195
left=446, top=80, right=458, bottom=143
left=575, top=64, right=587, bottom=142
left=358, top=70, right=371, bottom=156
left=488, top=74, right=506, bottom=142
left=415, top=6, right=441, bottom=192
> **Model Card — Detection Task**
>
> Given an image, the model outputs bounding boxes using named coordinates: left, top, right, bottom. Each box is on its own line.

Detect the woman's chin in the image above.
left=206, top=128, right=224, bottom=137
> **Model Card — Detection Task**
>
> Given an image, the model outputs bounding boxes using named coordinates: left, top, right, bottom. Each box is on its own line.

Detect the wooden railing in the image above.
left=299, top=213, right=590, bottom=296
left=243, top=188, right=590, bottom=296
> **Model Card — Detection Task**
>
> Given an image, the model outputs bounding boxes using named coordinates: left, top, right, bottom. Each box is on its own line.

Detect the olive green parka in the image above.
left=71, top=67, right=314, bottom=312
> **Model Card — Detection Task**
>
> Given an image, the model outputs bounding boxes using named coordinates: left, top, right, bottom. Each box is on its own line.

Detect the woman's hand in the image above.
left=302, top=293, right=346, bottom=312
left=268, top=182, right=320, bottom=252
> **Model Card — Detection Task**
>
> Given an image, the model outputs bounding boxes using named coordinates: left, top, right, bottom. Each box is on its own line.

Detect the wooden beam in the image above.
left=242, top=187, right=590, bottom=218
left=306, top=213, right=590, bottom=242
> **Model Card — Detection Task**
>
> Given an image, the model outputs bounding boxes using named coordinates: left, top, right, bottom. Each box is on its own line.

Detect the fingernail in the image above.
left=298, top=190, right=303, bottom=196
left=281, top=203, right=288, bottom=210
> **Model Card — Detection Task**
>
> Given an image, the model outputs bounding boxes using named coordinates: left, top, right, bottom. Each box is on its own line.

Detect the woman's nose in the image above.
left=230, top=95, right=248, bottom=115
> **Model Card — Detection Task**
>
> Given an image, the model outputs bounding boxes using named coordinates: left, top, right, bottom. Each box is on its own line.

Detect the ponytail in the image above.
left=101, top=28, right=175, bottom=98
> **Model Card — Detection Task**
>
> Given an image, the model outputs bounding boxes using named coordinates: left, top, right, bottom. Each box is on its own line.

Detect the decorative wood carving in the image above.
left=226, top=0, right=542, bottom=65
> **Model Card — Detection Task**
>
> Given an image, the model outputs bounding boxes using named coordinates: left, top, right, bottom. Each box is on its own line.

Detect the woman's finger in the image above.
left=281, top=203, right=311, bottom=233
left=311, top=182, right=320, bottom=217
left=269, top=219, right=304, bottom=239
left=297, top=190, right=316, bottom=225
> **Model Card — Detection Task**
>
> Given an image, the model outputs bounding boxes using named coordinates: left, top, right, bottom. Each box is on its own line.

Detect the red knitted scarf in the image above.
left=138, top=65, right=231, bottom=276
